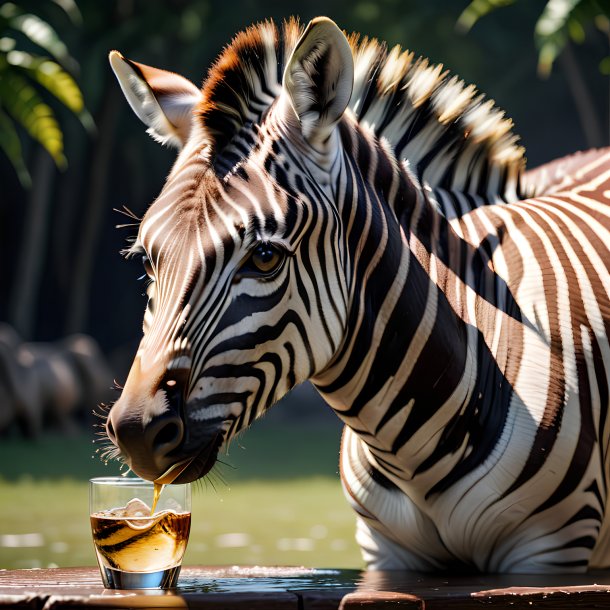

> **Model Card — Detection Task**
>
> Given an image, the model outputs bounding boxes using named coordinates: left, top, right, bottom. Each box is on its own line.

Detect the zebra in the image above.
left=104, top=17, right=610, bottom=573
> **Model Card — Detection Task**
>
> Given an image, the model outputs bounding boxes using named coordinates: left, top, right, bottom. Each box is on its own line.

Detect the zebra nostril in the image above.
left=153, top=421, right=181, bottom=450
left=147, top=416, right=184, bottom=456
left=106, top=416, right=117, bottom=444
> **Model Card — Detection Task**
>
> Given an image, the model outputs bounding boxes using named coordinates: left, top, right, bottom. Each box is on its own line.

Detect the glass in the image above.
left=89, top=477, right=191, bottom=589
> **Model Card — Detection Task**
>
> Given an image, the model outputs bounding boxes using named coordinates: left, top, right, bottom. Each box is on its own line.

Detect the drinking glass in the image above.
left=89, top=477, right=191, bottom=589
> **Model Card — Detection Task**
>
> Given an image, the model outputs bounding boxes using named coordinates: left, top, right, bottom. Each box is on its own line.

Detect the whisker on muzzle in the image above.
left=91, top=401, right=127, bottom=467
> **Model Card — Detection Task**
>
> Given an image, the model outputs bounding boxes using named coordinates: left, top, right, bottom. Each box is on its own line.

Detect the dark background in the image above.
left=1, top=0, right=608, bottom=384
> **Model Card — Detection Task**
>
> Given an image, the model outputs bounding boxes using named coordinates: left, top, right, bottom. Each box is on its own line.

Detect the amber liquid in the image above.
left=151, top=482, right=164, bottom=516
left=90, top=510, right=191, bottom=573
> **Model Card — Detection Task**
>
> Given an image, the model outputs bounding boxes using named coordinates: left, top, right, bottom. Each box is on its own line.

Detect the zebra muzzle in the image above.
left=105, top=398, right=186, bottom=481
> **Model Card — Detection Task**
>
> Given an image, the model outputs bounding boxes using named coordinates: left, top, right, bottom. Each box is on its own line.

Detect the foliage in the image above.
left=455, top=0, right=515, bottom=32
left=457, top=0, right=610, bottom=76
left=0, top=1, right=89, bottom=187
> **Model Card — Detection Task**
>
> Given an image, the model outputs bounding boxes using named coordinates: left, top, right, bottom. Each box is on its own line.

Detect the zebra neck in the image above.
left=314, top=132, right=515, bottom=490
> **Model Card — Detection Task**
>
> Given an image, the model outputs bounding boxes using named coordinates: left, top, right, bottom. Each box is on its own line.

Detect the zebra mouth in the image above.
left=170, top=432, right=223, bottom=484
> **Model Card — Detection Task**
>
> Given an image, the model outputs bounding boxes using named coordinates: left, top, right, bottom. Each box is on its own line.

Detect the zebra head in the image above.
left=106, top=18, right=355, bottom=482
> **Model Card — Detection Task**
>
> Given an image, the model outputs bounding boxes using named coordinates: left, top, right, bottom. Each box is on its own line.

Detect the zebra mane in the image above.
left=198, top=19, right=525, bottom=201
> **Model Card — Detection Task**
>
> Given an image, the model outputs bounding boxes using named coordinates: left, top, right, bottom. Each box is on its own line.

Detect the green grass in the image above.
left=0, top=412, right=344, bottom=482
left=0, top=416, right=364, bottom=570
left=0, top=477, right=361, bottom=570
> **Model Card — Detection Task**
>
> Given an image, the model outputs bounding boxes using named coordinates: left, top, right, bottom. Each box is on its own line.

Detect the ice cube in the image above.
left=124, top=498, right=152, bottom=517
left=103, top=498, right=151, bottom=518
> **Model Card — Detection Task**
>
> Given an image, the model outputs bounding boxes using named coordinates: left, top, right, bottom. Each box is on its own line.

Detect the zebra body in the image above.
left=337, top=149, right=610, bottom=571
left=105, top=18, right=610, bottom=572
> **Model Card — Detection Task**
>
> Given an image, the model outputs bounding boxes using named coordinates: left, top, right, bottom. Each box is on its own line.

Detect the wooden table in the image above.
left=2, top=565, right=610, bottom=608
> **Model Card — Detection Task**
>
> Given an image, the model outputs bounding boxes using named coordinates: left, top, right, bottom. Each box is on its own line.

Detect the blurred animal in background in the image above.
left=104, top=17, right=609, bottom=573
left=0, top=324, right=114, bottom=437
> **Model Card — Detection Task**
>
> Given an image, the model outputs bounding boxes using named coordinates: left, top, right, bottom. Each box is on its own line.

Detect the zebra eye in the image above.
left=243, top=242, right=285, bottom=277
left=142, top=254, right=154, bottom=278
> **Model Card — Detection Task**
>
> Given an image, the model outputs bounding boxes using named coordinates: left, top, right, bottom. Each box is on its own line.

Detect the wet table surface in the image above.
left=3, top=566, right=610, bottom=608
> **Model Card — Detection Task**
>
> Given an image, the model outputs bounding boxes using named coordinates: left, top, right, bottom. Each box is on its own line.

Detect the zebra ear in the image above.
left=282, top=17, right=353, bottom=149
left=109, top=51, right=202, bottom=149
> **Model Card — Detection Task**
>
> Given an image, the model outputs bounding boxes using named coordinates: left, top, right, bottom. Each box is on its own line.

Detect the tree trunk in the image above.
left=64, top=80, right=120, bottom=334
left=559, top=42, right=605, bottom=148
left=8, top=149, right=56, bottom=339
left=53, top=120, right=87, bottom=296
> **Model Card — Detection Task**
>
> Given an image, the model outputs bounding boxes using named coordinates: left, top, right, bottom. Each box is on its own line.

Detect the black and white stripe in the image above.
left=108, top=18, right=610, bottom=573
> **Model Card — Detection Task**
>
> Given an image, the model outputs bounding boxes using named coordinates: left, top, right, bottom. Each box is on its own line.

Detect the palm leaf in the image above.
left=0, top=105, right=31, bottom=187
left=456, top=0, right=516, bottom=33
left=0, top=69, right=66, bottom=168
left=535, top=0, right=580, bottom=75
left=51, top=0, right=82, bottom=26
left=535, top=0, right=610, bottom=75
left=6, top=51, right=83, bottom=112
left=0, top=3, right=77, bottom=72
left=0, top=37, right=16, bottom=53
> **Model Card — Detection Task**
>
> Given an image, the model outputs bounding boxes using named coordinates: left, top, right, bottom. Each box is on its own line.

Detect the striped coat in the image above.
left=105, top=17, right=610, bottom=572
